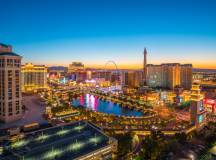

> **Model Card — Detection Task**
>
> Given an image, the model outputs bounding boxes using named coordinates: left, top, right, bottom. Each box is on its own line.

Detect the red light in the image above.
left=204, top=99, right=216, bottom=105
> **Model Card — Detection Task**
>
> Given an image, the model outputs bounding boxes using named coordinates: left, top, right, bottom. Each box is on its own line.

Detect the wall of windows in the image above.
left=0, top=56, right=22, bottom=122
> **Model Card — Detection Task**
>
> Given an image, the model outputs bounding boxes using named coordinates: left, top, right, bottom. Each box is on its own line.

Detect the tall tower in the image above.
left=143, top=48, right=147, bottom=86
left=0, top=43, right=22, bottom=122
left=190, top=83, right=206, bottom=129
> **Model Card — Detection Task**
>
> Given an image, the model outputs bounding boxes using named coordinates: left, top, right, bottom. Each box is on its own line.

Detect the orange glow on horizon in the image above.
left=42, top=62, right=216, bottom=70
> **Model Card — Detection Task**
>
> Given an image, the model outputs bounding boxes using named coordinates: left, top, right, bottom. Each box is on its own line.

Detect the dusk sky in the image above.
left=1, top=0, right=216, bottom=69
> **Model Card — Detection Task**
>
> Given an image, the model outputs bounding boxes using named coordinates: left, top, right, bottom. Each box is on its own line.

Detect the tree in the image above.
left=139, top=131, right=165, bottom=159
left=114, top=132, right=133, bottom=158
left=158, top=139, right=180, bottom=159
left=68, top=91, right=73, bottom=101
left=174, top=132, right=187, bottom=145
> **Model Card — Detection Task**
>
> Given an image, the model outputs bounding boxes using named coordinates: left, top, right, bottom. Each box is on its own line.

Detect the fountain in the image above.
left=74, top=122, right=84, bottom=132
left=43, top=146, right=62, bottom=159
left=68, top=139, right=84, bottom=151
left=89, top=134, right=101, bottom=146
left=12, top=138, right=28, bottom=149
left=37, top=132, right=49, bottom=142
left=57, top=126, right=70, bottom=136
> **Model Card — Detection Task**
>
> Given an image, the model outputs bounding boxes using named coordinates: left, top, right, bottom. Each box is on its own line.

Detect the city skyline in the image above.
left=1, top=1, right=216, bottom=159
left=1, top=0, right=216, bottom=69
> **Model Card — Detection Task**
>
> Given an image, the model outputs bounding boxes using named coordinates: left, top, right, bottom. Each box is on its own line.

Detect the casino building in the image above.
left=147, top=63, right=193, bottom=90
left=204, top=98, right=216, bottom=114
left=190, top=83, right=206, bottom=129
left=0, top=43, right=22, bottom=122
left=21, top=63, right=48, bottom=92
left=143, top=48, right=193, bottom=90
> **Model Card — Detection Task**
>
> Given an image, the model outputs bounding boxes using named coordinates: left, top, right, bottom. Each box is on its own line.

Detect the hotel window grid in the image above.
left=8, top=70, right=13, bottom=100
left=0, top=59, right=5, bottom=67
left=16, top=101, right=20, bottom=114
left=7, top=59, right=13, bottom=67
left=0, top=102, right=5, bottom=116
left=15, top=70, right=20, bottom=98
left=3, top=103, right=5, bottom=116
left=14, top=59, right=20, bottom=67
left=0, top=71, right=5, bottom=100
left=8, top=102, right=13, bottom=116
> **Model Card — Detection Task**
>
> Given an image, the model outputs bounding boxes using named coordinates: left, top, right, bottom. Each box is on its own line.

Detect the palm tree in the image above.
left=67, top=91, right=73, bottom=101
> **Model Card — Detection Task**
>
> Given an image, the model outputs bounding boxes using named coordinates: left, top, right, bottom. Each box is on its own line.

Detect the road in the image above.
left=0, top=95, right=47, bottom=129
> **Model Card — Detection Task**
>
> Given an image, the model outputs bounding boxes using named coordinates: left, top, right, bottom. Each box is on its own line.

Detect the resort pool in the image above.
left=72, top=94, right=143, bottom=117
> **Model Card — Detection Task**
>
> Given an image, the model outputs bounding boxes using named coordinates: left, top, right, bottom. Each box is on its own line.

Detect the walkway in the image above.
left=0, top=95, right=47, bottom=129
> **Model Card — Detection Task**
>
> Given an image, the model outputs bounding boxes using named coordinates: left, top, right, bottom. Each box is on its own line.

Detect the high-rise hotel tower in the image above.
left=0, top=43, right=22, bottom=122
left=143, top=48, right=192, bottom=90
left=147, top=63, right=192, bottom=90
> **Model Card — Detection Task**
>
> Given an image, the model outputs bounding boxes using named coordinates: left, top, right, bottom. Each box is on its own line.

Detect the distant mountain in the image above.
left=48, top=66, right=68, bottom=72
left=193, top=68, right=216, bottom=73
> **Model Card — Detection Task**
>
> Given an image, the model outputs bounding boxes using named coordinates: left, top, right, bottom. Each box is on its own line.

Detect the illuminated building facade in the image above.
left=73, top=71, right=86, bottom=82
left=48, top=66, right=67, bottom=80
left=160, top=90, right=191, bottom=104
left=165, top=63, right=181, bottom=89
left=90, top=70, right=111, bottom=82
left=86, top=70, right=92, bottom=80
left=190, top=83, right=206, bottom=129
left=146, top=91, right=160, bottom=105
left=180, top=64, right=193, bottom=90
left=21, top=63, right=48, bottom=92
left=204, top=98, right=216, bottom=114
left=122, top=70, right=143, bottom=88
left=68, top=62, right=84, bottom=73
left=68, top=62, right=87, bottom=82
left=90, top=70, right=120, bottom=85
left=0, top=43, right=22, bottom=122
left=147, top=63, right=192, bottom=90
left=146, top=64, right=162, bottom=87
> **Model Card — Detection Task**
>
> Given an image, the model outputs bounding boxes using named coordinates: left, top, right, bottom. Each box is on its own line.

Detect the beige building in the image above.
left=122, top=70, right=143, bottom=88
left=180, top=64, right=193, bottom=90
left=146, top=64, right=162, bottom=87
left=147, top=63, right=192, bottom=90
left=21, top=63, right=48, bottom=92
left=0, top=43, right=22, bottom=122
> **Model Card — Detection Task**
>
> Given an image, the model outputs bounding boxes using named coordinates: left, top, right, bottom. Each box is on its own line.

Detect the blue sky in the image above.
left=1, top=0, right=216, bottom=68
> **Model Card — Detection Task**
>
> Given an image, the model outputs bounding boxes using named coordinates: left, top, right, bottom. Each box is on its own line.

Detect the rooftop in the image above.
left=0, top=52, right=21, bottom=57
left=147, top=63, right=192, bottom=67
left=0, top=43, right=9, bottom=48
left=0, top=121, right=111, bottom=160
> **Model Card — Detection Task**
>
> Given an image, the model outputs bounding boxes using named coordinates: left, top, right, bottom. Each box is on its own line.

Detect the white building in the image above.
left=0, top=43, right=22, bottom=122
